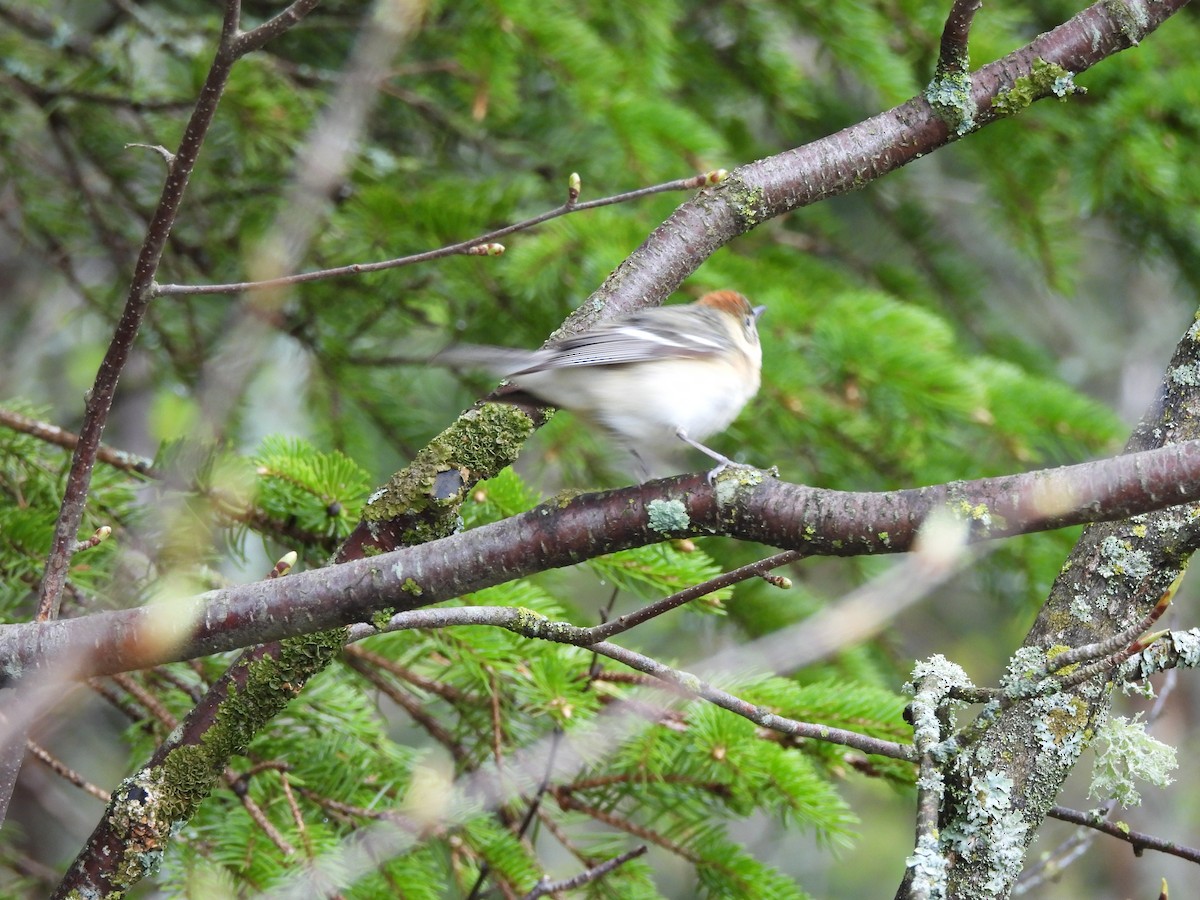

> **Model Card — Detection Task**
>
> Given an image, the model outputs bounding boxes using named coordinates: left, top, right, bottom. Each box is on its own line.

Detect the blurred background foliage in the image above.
left=1, top=0, right=1198, bottom=897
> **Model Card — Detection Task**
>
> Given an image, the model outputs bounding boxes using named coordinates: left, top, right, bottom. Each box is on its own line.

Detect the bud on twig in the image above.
left=270, top=551, right=298, bottom=579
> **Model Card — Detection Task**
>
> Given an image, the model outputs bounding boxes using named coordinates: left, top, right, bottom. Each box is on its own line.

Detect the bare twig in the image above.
left=25, top=741, right=110, bottom=802
left=226, top=768, right=297, bottom=857
left=35, top=0, right=321, bottom=622
left=1046, top=806, right=1200, bottom=864
left=151, top=170, right=727, bottom=297
left=583, top=549, right=801, bottom=643
left=70, top=526, right=112, bottom=556
left=0, top=407, right=157, bottom=476
left=362, top=605, right=915, bottom=762
left=521, top=846, right=647, bottom=899
left=553, top=793, right=698, bottom=861
left=1049, top=579, right=1177, bottom=674
left=340, top=652, right=471, bottom=765
left=936, top=0, right=985, bottom=77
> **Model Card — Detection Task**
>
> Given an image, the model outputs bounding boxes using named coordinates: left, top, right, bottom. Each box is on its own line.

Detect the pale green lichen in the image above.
left=992, top=59, right=1085, bottom=117
left=1069, top=591, right=1095, bottom=623
left=906, top=830, right=949, bottom=899
left=647, top=498, right=690, bottom=533
left=365, top=402, right=536, bottom=527
left=1031, top=692, right=1088, bottom=764
left=1103, top=0, right=1149, bottom=46
left=1089, top=713, right=1177, bottom=806
left=926, top=70, right=976, bottom=136
left=1169, top=362, right=1200, bottom=386
left=999, top=645, right=1050, bottom=694
left=942, top=771, right=1029, bottom=895
left=1097, top=534, right=1152, bottom=580
left=713, top=464, right=764, bottom=509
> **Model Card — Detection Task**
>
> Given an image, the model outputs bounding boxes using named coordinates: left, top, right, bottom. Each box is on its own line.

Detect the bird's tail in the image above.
left=430, top=344, right=543, bottom=378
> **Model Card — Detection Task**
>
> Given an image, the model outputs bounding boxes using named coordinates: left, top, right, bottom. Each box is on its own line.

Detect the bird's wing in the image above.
left=510, top=313, right=724, bottom=373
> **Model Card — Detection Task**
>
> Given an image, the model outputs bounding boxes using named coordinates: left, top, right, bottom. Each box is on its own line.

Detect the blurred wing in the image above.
left=511, top=312, right=724, bottom=374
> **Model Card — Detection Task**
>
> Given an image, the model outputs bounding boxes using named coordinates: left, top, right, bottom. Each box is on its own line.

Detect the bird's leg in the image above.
left=675, top=428, right=736, bottom=481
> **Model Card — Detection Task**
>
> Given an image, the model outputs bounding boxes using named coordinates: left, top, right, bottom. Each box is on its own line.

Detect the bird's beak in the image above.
left=752, top=305, right=766, bottom=320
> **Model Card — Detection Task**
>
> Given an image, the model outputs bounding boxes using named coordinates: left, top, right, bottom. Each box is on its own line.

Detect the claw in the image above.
left=705, top=459, right=731, bottom=483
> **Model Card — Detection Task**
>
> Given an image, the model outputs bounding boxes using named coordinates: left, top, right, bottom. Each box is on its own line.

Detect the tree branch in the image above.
left=33, top=0, right=322, bottom=621
left=560, top=0, right=1188, bottom=325
left=36, top=2, right=1191, bottom=893
left=521, top=846, right=648, bottom=899
left=936, top=0, right=984, bottom=78
left=937, top=294, right=1200, bottom=896
left=1046, top=806, right=1200, bottom=865
left=151, top=171, right=726, bottom=297
left=8, top=439, right=1200, bottom=685
left=357, top=604, right=914, bottom=762
left=0, top=406, right=157, bottom=476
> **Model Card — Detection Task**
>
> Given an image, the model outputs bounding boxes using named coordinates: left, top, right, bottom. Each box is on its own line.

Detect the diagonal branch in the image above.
left=936, top=294, right=1200, bottom=896
left=556, top=0, right=1188, bottom=326
left=151, top=171, right=726, bottom=297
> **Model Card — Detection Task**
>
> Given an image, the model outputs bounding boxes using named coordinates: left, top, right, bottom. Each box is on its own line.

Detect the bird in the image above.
left=434, top=290, right=765, bottom=478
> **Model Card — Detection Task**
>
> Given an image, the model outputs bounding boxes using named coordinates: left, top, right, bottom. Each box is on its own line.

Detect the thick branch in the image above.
left=938, top=305, right=1200, bottom=896
left=7, top=440, right=1200, bottom=685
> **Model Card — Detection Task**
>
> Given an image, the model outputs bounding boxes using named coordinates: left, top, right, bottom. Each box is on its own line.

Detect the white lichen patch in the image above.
left=1096, top=535, right=1151, bottom=581
left=943, top=770, right=1029, bottom=895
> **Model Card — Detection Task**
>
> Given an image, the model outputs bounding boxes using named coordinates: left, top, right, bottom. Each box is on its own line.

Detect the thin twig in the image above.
left=280, top=772, right=314, bottom=858
left=521, top=846, right=647, bottom=899
left=151, top=171, right=726, bottom=297
left=36, top=0, right=259, bottom=622
left=340, top=652, right=471, bottom=765
left=1121, top=627, right=1200, bottom=681
left=1050, top=579, right=1176, bottom=673
left=584, top=549, right=801, bottom=643
left=0, top=407, right=158, bottom=476
left=365, top=605, right=915, bottom=762
left=950, top=579, right=1177, bottom=708
left=226, top=768, right=297, bottom=857
left=0, top=405, right=338, bottom=549
left=1047, top=806, right=1200, bottom=864
left=553, top=793, right=698, bottom=861
left=233, top=0, right=322, bottom=55
left=25, top=742, right=110, bottom=802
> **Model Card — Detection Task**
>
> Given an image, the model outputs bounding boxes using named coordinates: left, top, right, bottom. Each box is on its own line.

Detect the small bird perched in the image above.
left=435, top=290, right=765, bottom=478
